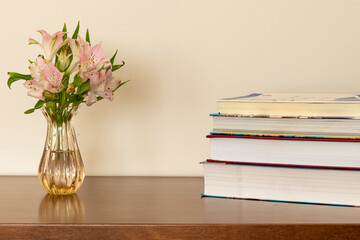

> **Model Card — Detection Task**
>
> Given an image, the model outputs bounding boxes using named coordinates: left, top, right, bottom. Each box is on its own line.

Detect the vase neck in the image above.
left=42, top=106, right=80, bottom=152
left=42, top=106, right=79, bottom=127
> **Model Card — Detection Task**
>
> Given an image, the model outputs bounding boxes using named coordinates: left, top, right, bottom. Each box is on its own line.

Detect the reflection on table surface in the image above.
left=38, top=194, right=85, bottom=223
left=2, top=176, right=360, bottom=224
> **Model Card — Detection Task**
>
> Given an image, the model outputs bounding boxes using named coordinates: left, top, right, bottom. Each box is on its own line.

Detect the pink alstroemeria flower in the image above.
left=83, top=92, right=97, bottom=106
left=83, top=69, right=121, bottom=106
left=29, top=30, right=68, bottom=61
left=28, top=56, right=46, bottom=80
left=42, top=62, right=64, bottom=93
left=25, top=57, right=64, bottom=100
left=24, top=80, right=45, bottom=100
left=25, top=56, right=47, bottom=100
left=83, top=69, right=106, bottom=106
left=78, top=44, right=111, bottom=82
left=103, top=70, right=122, bottom=101
left=66, top=37, right=88, bottom=75
left=69, top=36, right=89, bottom=57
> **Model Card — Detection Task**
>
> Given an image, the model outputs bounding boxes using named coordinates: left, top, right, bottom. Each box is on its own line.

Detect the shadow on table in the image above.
left=38, top=194, right=85, bottom=223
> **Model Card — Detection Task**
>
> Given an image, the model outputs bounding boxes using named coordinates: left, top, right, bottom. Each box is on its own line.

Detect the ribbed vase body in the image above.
left=38, top=106, right=85, bottom=195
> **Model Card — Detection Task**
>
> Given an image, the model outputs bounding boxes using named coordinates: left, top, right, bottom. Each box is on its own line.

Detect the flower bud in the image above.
left=66, top=83, right=75, bottom=93
left=56, top=50, right=71, bottom=72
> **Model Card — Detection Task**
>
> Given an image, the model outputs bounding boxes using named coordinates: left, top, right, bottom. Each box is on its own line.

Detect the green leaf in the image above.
left=34, top=100, right=45, bottom=109
left=8, top=72, right=32, bottom=80
left=114, top=80, right=130, bottom=92
left=77, top=80, right=90, bottom=95
left=110, top=50, right=118, bottom=65
left=62, top=23, right=67, bottom=40
left=46, top=101, right=55, bottom=107
left=7, top=72, right=32, bottom=89
left=24, top=108, right=35, bottom=114
left=7, top=77, right=21, bottom=89
left=72, top=21, right=80, bottom=39
left=112, top=64, right=122, bottom=72
left=98, top=64, right=105, bottom=72
left=112, top=61, right=125, bottom=72
left=73, top=74, right=83, bottom=87
left=86, top=29, right=91, bottom=45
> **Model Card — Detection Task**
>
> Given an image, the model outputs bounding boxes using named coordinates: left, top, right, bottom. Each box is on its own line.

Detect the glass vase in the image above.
left=38, top=106, right=85, bottom=195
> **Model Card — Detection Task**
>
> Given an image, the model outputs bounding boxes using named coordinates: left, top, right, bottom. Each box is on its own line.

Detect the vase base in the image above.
left=38, top=177, right=84, bottom=195
left=46, top=186, right=78, bottom=195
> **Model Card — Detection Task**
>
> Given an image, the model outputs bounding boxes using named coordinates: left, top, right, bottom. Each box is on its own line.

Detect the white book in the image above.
left=208, top=135, right=360, bottom=168
left=203, top=162, right=360, bottom=206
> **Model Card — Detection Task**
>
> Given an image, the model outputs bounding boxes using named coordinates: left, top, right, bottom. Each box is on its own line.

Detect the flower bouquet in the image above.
left=7, top=22, right=128, bottom=195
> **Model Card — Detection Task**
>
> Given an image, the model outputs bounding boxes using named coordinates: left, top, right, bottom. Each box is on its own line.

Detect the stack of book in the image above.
left=202, top=93, right=360, bottom=206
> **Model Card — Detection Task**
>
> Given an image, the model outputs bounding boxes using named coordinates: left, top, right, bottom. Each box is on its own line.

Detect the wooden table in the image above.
left=1, top=176, right=360, bottom=239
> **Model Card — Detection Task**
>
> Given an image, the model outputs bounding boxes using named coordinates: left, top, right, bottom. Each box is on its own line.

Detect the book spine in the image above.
left=201, top=194, right=357, bottom=207
left=205, top=159, right=360, bottom=171
left=206, top=134, right=360, bottom=142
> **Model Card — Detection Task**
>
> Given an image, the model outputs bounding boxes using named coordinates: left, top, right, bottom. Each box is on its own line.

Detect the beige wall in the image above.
left=1, top=0, right=360, bottom=176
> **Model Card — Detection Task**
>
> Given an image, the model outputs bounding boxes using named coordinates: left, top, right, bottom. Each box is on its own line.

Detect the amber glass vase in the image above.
left=38, top=106, right=85, bottom=195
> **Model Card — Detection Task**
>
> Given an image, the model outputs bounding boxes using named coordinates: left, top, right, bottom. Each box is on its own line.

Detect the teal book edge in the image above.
left=201, top=194, right=356, bottom=207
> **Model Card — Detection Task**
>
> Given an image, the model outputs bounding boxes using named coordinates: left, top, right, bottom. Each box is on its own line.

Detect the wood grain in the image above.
left=1, top=176, right=360, bottom=239
left=1, top=224, right=360, bottom=240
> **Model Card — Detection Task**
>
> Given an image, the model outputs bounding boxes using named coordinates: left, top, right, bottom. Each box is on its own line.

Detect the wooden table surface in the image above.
left=1, top=176, right=360, bottom=239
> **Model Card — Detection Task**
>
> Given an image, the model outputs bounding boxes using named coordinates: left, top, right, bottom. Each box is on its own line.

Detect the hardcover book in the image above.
left=207, top=134, right=360, bottom=168
left=211, top=113, right=360, bottom=139
left=202, top=162, right=360, bottom=206
left=217, top=93, right=360, bottom=118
